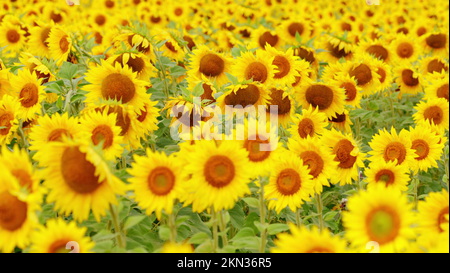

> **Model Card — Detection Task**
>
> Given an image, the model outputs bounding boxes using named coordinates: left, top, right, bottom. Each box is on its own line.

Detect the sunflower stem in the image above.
left=211, top=208, right=219, bottom=253
left=109, top=203, right=126, bottom=251
left=259, top=180, right=267, bottom=253
left=295, top=207, right=303, bottom=227
left=17, top=120, right=29, bottom=150
left=168, top=211, right=177, bottom=243
left=218, top=210, right=228, bottom=247
left=315, top=193, right=325, bottom=231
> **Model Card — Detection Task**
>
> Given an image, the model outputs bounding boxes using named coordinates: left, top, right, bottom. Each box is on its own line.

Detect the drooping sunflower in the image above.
left=250, top=26, right=283, bottom=50
left=47, top=26, right=73, bottom=65
left=419, top=56, right=448, bottom=76
left=422, top=31, right=449, bottom=58
left=408, top=125, right=445, bottom=174
left=181, top=140, right=253, bottom=213
left=107, top=51, right=156, bottom=81
left=265, top=148, right=315, bottom=214
left=287, top=136, right=338, bottom=194
left=416, top=189, right=449, bottom=235
left=84, top=60, right=149, bottom=112
left=29, top=219, right=95, bottom=253
left=389, top=34, right=420, bottom=64
left=288, top=105, right=328, bottom=141
left=364, top=160, right=410, bottom=192
left=296, top=81, right=346, bottom=119
left=0, top=21, right=26, bottom=56
left=368, top=127, right=416, bottom=168
left=317, top=34, right=354, bottom=64
left=39, top=138, right=126, bottom=222
left=154, top=29, right=187, bottom=62
left=187, top=45, right=233, bottom=87
left=320, top=128, right=365, bottom=186
left=292, top=46, right=319, bottom=80
left=26, top=21, right=54, bottom=58
left=233, top=49, right=276, bottom=86
left=10, top=69, right=46, bottom=121
left=342, top=183, right=416, bottom=253
left=79, top=110, right=124, bottom=160
left=328, top=109, right=354, bottom=133
left=413, top=97, right=449, bottom=133
left=423, top=72, right=448, bottom=102
left=265, top=45, right=308, bottom=88
left=265, top=87, right=296, bottom=127
left=271, top=224, right=348, bottom=253
left=128, top=149, right=185, bottom=220
left=393, top=65, right=422, bottom=96
left=0, top=95, right=20, bottom=146
left=328, top=73, right=362, bottom=108
left=113, top=31, right=156, bottom=61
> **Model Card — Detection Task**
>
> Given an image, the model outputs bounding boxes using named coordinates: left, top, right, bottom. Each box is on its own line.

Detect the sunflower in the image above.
left=364, top=160, right=410, bottom=192
left=372, top=57, right=394, bottom=94
left=84, top=60, right=149, bottom=112
left=422, top=31, right=449, bottom=58
left=287, top=137, right=338, bottom=194
left=154, top=29, right=186, bottom=62
left=164, top=95, right=210, bottom=131
left=317, top=34, right=354, bottom=64
left=408, top=125, right=445, bottom=174
left=393, top=65, right=422, bottom=96
left=410, top=231, right=449, bottom=253
left=134, top=99, right=160, bottom=142
left=0, top=95, right=20, bottom=146
left=10, top=69, right=46, bottom=122
left=19, top=53, right=56, bottom=86
left=288, top=105, right=328, bottom=141
left=181, top=140, right=252, bottom=213
left=39, top=138, right=126, bottom=222
left=187, top=45, right=233, bottom=86
left=0, top=21, right=26, bottom=56
left=320, top=128, right=365, bottom=186
left=233, top=49, right=276, bottom=86
left=186, top=75, right=218, bottom=106
left=342, top=183, right=416, bottom=253
left=0, top=172, right=40, bottom=253
left=389, top=34, right=420, bottom=64
left=265, top=45, right=308, bottom=88
left=413, top=97, right=449, bottom=133
left=271, top=224, right=348, bottom=253
left=416, top=189, right=449, bottom=235
left=160, top=241, right=194, bottom=253
left=368, top=127, right=416, bottom=168
left=328, top=73, right=362, bottom=108
left=114, top=31, right=155, bottom=61
left=343, top=53, right=381, bottom=96
left=166, top=0, right=191, bottom=23
left=107, top=51, right=156, bottom=81
left=29, top=219, right=95, bottom=253
left=79, top=110, right=124, bottom=160
left=128, top=149, right=185, bottom=220
left=265, top=87, right=296, bottom=127
left=424, top=73, right=449, bottom=102
left=278, top=18, right=313, bottom=45
left=296, top=81, right=346, bottom=119
left=0, top=69, right=12, bottom=99
left=250, top=26, right=283, bottom=50
left=419, top=56, right=449, bottom=76
left=47, top=26, right=72, bottom=65
left=293, top=46, right=319, bottom=79
left=328, top=109, right=353, bottom=133
left=26, top=21, right=54, bottom=58
left=356, top=38, right=392, bottom=64
left=265, top=148, right=315, bottom=214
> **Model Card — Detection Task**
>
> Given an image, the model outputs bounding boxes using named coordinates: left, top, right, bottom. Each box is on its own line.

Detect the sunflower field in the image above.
left=0, top=0, right=448, bottom=255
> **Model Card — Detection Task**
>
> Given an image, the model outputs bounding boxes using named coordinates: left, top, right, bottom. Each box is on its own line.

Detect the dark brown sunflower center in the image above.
left=426, top=34, right=446, bottom=49
left=333, top=139, right=356, bottom=169
left=305, top=85, right=334, bottom=110
left=47, top=128, right=71, bottom=142
left=48, top=239, right=73, bottom=253
left=6, top=29, right=20, bottom=43
left=288, top=22, right=304, bottom=37
left=114, top=55, right=145, bottom=74
left=340, top=82, right=357, bottom=101
left=174, top=7, right=183, bottom=16
left=101, top=73, right=136, bottom=103
left=329, top=112, right=346, bottom=123
left=137, top=106, right=148, bottom=122
left=199, top=54, right=225, bottom=77
left=50, top=12, right=63, bottom=23
left=411, top=139, right=429, bottom=160
left=266, top=89, right=291, bottom=115
left=0, top=191, right=28, bottom=231
left=147, top=166, right=176, bottom=196
left=183, top=35, right=196, bottom=50
left=427, top=59, right=448, bottom=74
left=95, top=15, right=106, bottom=26
left=204, top=155, right=235, bottom=188
left=327, top=42, right=350, bottom=59
left=105, top=0, right=115, bottom=8
left=424, top=105, right=444, bottom=126
left=244, top=135, right=270, bottom=162
left=273, top=56, right=291, bottom=79
left=245, top=62, right=268, bottom=83
left=401, top=69, right=419, bottom=87
left=438, top=206, right=449, bottom=232
left=61, top=146, right=102, bottom=194
left=349, top=64, right=372, bottom=86
left=259, top=31, right=279, bottom=48
left=396, top=42, right=414, bottom=58
left=201, top=84, right=216, bottom=105
left=59, top=35, right=70, bottom=53
left=41, top=27, right=51, bottom=48
left=437, top=84, right=449, bottom=101
left=383, top=142, right=407, bottom=164
left=366, top=206, right=400, bottom=244
left=297, top=118, right=314, bottom=138
left=300, top=151, right=324, bottom=178
left=11, top=169, right=33, bottom=191
left=19, top=83, right=39, bottom=108
left=366, top=45, right=389, bottom=61
left=416, top=27, right=427, bottom=37
left=224, top=84, right=260, bottom=107
left=294, top=47, right=315, bottom=64
left=92, top=124, right=114, bottom=149
left=375, top=169, right=395, bottom=185
left=376, top=68, right=387, bottom=83
left=0, top=112, right=13, bottom=136
left=276, top=168, right=301, bottom=195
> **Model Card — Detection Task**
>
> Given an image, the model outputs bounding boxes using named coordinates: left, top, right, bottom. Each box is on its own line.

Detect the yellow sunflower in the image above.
left=0, top=69, right=12, bottom=98
left=328, top=109, right=354, bottom=134
left=364, top=160, right=410, bottom=192
left=107, top=51, right=157, bottom=81
left=317, top=34, right=354, bottom=64
left=328, top=73, right=362, bottom=108
left=423, top=72, right=448, bottom=102
left=29, top=219, right=95, bottom=253
left=408, top=125, right=445, bottom=174
left=288, top=105, right=328, bottom=141
left=113, top=31, right=156, bottom=61
left=128, top=149, right=185, bottom=220
left=343, top=53, right=381, bottom=96
left=0, top=95, right=20, bottom=146
left=0, top=21, right=26, bottom=56
left=356, top=38, right=392, bottom=63
left=181, top=140, right=252, bottom=213
left=371, top=57, right=394, bottom=94
left=416, top=189, right=449, bottom=235
left=39, top=138, right=126, bottom=222
left=389, top=34, right=420, bottom=64
left=10, top=69, right=46, bottom=121
left=47, top=26, right=73, bottom=65
left=271, top=224, right=348, bottom=253
left=422, top=31, right=449, bottom=58
left=265, top=148, right=315, bottom=214
left=409, top=231, right=449, bottom=253
left=233, top=49, right=276, bottom=86
left=419, top=56, right=448, bottom=76
left=287, top=136, right=338, bottom=194
left=154, top=29, right=186, bottom=62
left=160, top=241, right=194, bottom=253
left=368, top=127, right=416, bottom=168
left=26, top=21, right=54, bottom=58
left=320, top=128, right=365, bottom=186
left=393, top=65, right=422, bottom=96
left=342, top=183, right=416, bottom=253
left=278, top=18, right=313, bottom=45
left=250, top=26, right=284, bottom=50
left=84, top=60, right=149, bottom=112
left=134, top=99, right=160, bottom=142
left=413, top=97, right=449, bottom=133
left=265, top=87, right=296, bottom=127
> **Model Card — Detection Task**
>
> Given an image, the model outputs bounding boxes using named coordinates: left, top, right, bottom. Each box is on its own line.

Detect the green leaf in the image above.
left=195, top=240, right=213, bottom=253
left=267, top=223, right=289, bottom=235
left=228, top=202, right=245, bottom=229
left=188, top=232, right=211, bottom=244
left=123, top=215, right=147, bottom=231
left=253, top=221, right=269, bottom=233
left=58, top=62, right=79, bottom=79
left=231, top=227, right=255, bottom=241
left=158, top=226, right=170, bottom=241
left=242, top=197, right=260, bottom=208
left=323, top=210, right=339, bottom=222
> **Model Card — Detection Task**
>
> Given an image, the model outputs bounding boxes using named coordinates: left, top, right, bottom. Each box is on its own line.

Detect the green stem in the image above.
left=259, top=181, right=267, bottom=253
left=218, top=210, right=228, bottom=247
left=295, top=207, right=303, bottom=227
left=109, top=204, right=126, bottom=251
left=168, top=211, right=177, bottom=243
left=211, top=208, right=219, bottom=253
left=315, top=193, right=325, bottom=232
